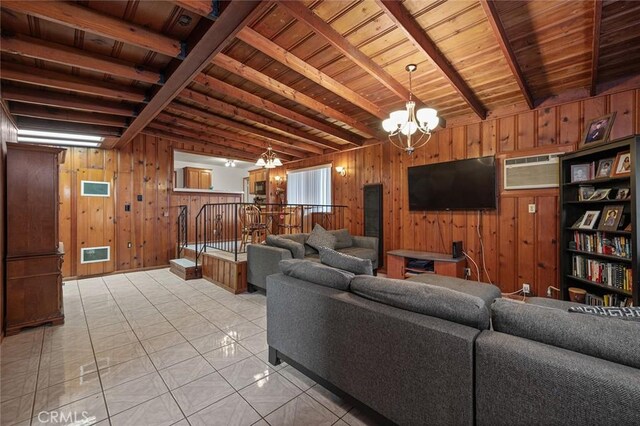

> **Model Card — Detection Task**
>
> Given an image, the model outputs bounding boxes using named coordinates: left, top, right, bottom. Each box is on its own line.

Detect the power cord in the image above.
left=463, top=250, right=480, bottom=283
left=477, top=210, right=494, bottom=285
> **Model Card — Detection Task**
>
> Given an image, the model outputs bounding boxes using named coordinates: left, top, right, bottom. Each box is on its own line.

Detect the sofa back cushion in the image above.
left=350, top=276, right=491, bottom=330
left=329, top=229, right=353, bottom=249
left=266, top=235, right=305, bottom=259
left=319, top=247, right=373, bottom=275
left=279, top=259, right=354, bottom=291
left=491, top=298, right=640, bottom=369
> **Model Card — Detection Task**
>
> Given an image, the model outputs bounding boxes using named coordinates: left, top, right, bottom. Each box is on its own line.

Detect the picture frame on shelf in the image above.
left=598, top=205, right=624, bottom=231
left=570, top=164, right=591, bottom=182
left=595, top=158, right=615, bottom=178
left=579, top=211, right=600, bottom=229
left=571, top=214, right=585, bottom=228
left=612, top=151, right=631, bottom=177
left=615, top=188, right=630, bottom=200
left=579, top=112, right=616, bottom=149
left=578, top=186, right=595, bottom=201
left=588, top=188, right=611, bottom=201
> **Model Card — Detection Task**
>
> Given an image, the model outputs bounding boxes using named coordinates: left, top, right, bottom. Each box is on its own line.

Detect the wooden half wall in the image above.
left=59, top=134, right=241, bottom=279
left=273, top=88, right=640, bottom=296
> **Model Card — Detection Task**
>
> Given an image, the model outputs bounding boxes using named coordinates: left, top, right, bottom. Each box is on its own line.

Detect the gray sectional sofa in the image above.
left=266, top=263, right=640, bottom=425
left=246, top=229, right=378, bottom=291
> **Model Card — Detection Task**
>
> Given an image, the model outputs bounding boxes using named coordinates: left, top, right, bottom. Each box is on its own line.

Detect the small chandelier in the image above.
left=255, top=145, right=282, bottom=169
left=382, top=64, right=440, bottom=155
left=224, top=159, right=236, bottom=167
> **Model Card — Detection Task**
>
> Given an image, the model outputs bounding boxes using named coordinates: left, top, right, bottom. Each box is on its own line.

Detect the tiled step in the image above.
left=169, top=258, right=201, bottom=280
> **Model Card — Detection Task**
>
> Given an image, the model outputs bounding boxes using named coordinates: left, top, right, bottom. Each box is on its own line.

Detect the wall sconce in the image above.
left=274, top=176, right=282, bottom=182
left=335, top=166, right=346, bottom=176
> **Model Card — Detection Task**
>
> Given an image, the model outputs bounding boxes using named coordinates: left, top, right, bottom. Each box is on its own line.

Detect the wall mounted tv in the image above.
left=408, top=156, right=497, bottom=211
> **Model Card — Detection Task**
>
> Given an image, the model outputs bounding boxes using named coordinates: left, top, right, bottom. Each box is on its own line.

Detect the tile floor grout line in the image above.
left=28, top=323, right=47, bottom=425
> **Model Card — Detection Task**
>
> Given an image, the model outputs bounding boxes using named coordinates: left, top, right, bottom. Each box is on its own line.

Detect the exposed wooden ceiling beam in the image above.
left=174, top=1, right=220, bottom=19
left=180, top=88, right=338, bottom=152
left=236, top=27, right=385, bottom=119
left=278, top=1, right=410, bottom=102
left=9, top=103, right=128, bottom=128
left=1, top=1, right=181, bottom=58
left=376, top=0, right=486, bottom=119
left=16, top=116, right=122, bottom=137
left=1, top=62, right=147, bottom=102
left=115, top=1, right=263, bottom=148
left=142, top=128, right=264, bottom=163
left=0, top=33, right=163, bottom=85
left=213, top=54, right=376, bottom=139
left=167, top=102, right=322, bottom=155
left=192, top=73, right=363, bottom=146
left=151, top=119, right=296, bottom=162
left=479, top=0, right=534, bottom=109
left=590, top=0, right=603, bottom=96
left=1, top=86, right=136, bottom=117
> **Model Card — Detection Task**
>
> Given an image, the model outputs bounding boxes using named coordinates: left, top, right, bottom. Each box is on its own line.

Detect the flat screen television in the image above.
left=408, top=156, right=497, bottom=211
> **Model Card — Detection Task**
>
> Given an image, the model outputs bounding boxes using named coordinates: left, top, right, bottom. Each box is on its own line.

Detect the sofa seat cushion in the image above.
left=266, top=235, right=305, bottom=259
left=304, top=253, right=321, bottom=263
left=337, top=247, right=377, bottom=264
left=306, top=224, right=337, bottom=251
left=319, top=247, right=373, bottom=275
left=491, top=298, right=640, bottom=369
left=328, top=228, right=353, bottom=249
left=350, top=275, right=491, bottom=330
left=407, top=274, right=501, bottom=307
left=279, top=259, right=353, bottom=290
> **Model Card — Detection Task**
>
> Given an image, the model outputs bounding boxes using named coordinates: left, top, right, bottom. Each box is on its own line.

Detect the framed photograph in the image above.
left=595, top=158, right=615, bottom=178
left=579, top=211, right=601, bottom=229
left=588, top=188, right=611, bottom=201
left=598, top=205, right=624, bottom=231
left=615, top=188, right=630, bottom=200
left=570, top=164, right=590, bottom=182
left=612, top=151, right=631, bottom=176
left=580, top=112, right=616, bottom=149
left=578, top=186, right=595, bottom=201
left=571, top=214, right=585, bottom=228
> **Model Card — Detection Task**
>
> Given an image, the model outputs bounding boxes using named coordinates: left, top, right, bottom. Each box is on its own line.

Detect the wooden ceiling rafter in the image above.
left=9, top=102, right=128, bottom=128
left=1, top=0, right=182, bottom=58
left=167, top=101, right=324, bottom=156
left=212, top=53, right=377, bottom=139
left=479, top=0, right=534, bottom=109
left=115, top=0, right=265, bottom=148
left=590, top=0, right=603, bottom=96
left=192, top=73, right=365, bottom=146
left=277, top=1, right=412, bottom=103
left=174, top=1, right=219, bottom=19
left=179, top=88, right=338, bottom=153
left=0, top=32, right=164, bottom=85
left=151, top=115, right=300, bottom=160
left=376, top=0, right=487, bottom=120
left=1, top=86, right=136, bottom=117
left=1, top=62, right=147, bottom=103
left=236, top=27, right=386, bottom=119
left=16, top=116, right=122, bottom=137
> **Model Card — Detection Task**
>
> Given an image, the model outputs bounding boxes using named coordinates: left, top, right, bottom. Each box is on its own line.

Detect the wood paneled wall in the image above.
left=274, top=89, right=640, bottom=296
left=1, top=104, right=18, bottom=339
left=60, top=134, right=240, bottom=278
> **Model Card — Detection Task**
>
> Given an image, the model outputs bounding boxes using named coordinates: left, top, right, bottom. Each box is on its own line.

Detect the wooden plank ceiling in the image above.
left=1, top=0, right=639, bottom=161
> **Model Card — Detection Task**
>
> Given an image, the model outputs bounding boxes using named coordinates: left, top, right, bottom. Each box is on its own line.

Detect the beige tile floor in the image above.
left=0, top=269, right=378, bottom=426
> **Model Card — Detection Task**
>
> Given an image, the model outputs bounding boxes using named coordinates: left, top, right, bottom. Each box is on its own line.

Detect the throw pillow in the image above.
left=266, top=235, right=305, bottom=259
left=279, top=259, right=354, bottom=290
left=568, top=306, right=640, bottom=322
left=319, top=247, right=373, bottom=275
left=305, top=224, right=336, bottom=251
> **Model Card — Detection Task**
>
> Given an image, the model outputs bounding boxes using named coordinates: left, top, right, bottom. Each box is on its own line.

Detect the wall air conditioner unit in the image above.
left=504, top=153, right=564, bottom=190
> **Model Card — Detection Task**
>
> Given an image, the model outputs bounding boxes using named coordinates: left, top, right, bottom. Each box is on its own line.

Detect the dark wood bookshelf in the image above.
left=560, top=135, right=639, bottom=306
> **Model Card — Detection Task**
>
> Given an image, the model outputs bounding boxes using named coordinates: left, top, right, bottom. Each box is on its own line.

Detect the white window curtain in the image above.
left=286, top=164, right=332, bottom=205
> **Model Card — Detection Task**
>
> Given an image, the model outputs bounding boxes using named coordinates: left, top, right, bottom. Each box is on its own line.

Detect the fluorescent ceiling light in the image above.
left=18, top=129, right=104, bottom=142
left=17, top=137, right=100, bottom=147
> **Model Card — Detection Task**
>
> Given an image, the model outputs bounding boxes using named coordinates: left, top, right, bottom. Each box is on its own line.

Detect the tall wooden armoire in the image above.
left=6, top=143, right=65, bottom=335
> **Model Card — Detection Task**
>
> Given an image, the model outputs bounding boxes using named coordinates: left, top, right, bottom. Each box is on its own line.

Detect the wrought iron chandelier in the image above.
left=382, top=64, right=440, bottom=155
left=255, top=145, right=282, bottom=169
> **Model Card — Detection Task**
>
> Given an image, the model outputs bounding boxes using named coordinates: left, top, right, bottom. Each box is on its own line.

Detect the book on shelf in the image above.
left=571, top=254, right=633, bottom=292
left=571, top=231, right=631, bottom=258
left=585, top=292, right=633, bottom=307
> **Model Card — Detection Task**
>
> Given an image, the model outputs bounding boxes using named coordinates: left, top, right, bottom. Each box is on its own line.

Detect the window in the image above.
left=287, top=164, right=332, bottom=205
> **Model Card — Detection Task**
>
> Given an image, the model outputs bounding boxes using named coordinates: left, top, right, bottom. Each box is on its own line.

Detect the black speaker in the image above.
left=364, top=184, right=383, bottom=268
left=452, top=241, right=463, bottom=258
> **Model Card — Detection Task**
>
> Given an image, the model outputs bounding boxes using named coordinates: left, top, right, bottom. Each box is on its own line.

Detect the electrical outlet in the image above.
left=522, top=283, right=531, bottom=295
left=528, top=204, right=536, bottom=213
left=127, top=242, right=132, bottom=248
left=464, top=268, right=471, bottom=278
